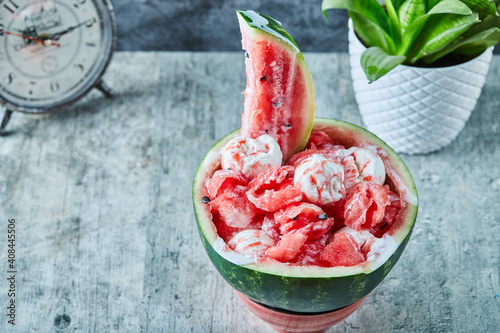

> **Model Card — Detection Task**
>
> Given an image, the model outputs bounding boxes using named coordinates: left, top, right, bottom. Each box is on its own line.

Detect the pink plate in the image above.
left=235, top=290, right=368, bottom=333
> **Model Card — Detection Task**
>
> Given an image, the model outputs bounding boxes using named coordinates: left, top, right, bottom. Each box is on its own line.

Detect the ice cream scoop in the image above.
left=294, top=154, right=345, bottom=205
left=341, top=147, right=386, bottom=189
left=221, top=134, right=282, bottom=179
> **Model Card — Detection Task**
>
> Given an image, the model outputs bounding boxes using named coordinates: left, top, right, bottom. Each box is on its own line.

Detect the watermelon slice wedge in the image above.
left=237, top=10, right=315, bottom=163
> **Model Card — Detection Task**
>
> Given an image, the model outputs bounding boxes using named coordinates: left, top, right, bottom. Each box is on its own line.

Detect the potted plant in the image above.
left=322, top=0, right=500, bottom=154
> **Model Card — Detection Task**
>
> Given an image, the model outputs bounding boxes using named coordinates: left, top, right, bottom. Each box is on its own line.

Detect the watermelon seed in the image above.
left=245, top=52, right=249, bottom=58
left=201, top=196, right=211, bottom=204
left=260, top=75, right=266, bottom=81
left=291, top=215, right=298, bottom=220
left=273, top=102, right=280, bottom=107
left=317, top=214, right=328, bottom=220
left=284, top=123, right=291, bottom=127
left=265, top=130, right=269, bottom=134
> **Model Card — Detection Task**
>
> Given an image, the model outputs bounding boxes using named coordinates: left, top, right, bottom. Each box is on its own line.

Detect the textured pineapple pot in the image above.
left=193, top=119, right=419, bottom=332
left=348, top=20, right=493, bottom=155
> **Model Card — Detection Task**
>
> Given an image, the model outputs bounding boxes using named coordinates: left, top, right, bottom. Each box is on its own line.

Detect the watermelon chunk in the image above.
left=246, top=165, right=303, bottom=211
left=320, top=232, right=366, bottom=267
left=294, top=232, right=332, bottom=266
left=369, top=190, right=404, bottom=238
left=274, top=202, right=333, bottom=239
left=344, top=182, right=391, bottom=231
left=265, top=232, right=308, bottom=262
left=207, top=169, right=247, bottom=198
left=307, top=131, right=344, bottom=151
left=210, top=185, right=258, bottom=229
left=237, top=10, right=315, bottom=162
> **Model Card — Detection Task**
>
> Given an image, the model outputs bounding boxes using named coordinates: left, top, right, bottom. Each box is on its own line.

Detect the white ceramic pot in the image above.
left=348, top=20, right=493, bottom=155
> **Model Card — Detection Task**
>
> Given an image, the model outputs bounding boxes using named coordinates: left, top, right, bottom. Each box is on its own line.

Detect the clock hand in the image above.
left=3, top=31, right=61, bottom=47
left=51, top=19, right=95, bottom=40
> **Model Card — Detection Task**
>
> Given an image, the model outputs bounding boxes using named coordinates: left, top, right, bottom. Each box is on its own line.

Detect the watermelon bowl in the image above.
left=193, top=118, right=418, bottom=332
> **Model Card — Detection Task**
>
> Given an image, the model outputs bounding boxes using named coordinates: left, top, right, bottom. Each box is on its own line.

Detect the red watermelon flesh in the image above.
left=208, top=129, right=406, bottom=268
left=320, top=232, right=366, bottom=267
left=210, top=184, right=258, bottom=229
left=344, top=183, right=392, bottom=231
left=265, top=232, right=308, bottom=262
left=238, top=11, right=314, bottom=163
left=246, top=165, right=303, bottom=211
left=207, top=169, right=248, bottom=198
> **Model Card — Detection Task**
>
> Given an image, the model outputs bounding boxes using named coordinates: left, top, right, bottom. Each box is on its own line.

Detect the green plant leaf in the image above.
left=384, top=0, right=402, bottom=44
left=360, top=47, right=406, bottom=82
left=399, top=0, right=426, bottom=34
left=460, top=0, right=498, bottom=15
left=392, top=0, right=408, bottom=12
left=428, top=0, right=441, bottom=9
left=453, top=27, right=500, bottom=54
left=421, top=27, right=500, bottom=62
left=350, top=11, right=392, bottom=51
left=399, top=0, right=474, bottom=55
left=321, top=0, right=391, bottom=34
left=426, top=0, right=474, bottom=16
left=411, top=13, right=479, bottom=62
left=462, top=11, right=500, bottom=37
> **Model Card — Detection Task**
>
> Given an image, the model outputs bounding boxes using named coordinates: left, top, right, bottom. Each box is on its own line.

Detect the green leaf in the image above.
left=321, top=0, right=391, bottom=34
left=399, top=0, right=426, bottom=34
left=453, top=27, right=500, bottom=54
left=460, top=0, right=498, bottom=15
left=349, top=11, right=392, bottom=51
left=392, top=0, right=408, bottom=12
left=412, top=13, right=479, bottom=62
left=360, top=47, right=406, bottom=82
left=384, top=0, right=402, bottom=44
left=462, top=11, right=500, bottom=37
left=428, top=0, right=441, bottom=9
left=426, top=0, right=474, bottom=16
left=421, top=27, right=500, bottom=62
left=399, top=0, right=474, bottom=54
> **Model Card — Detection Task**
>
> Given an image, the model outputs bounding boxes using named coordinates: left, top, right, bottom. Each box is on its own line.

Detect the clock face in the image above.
left=0, top=0, right=115, bottom=112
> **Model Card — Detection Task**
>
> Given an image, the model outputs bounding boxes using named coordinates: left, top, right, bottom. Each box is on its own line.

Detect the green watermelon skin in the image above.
left=193, top=118, right=418, bottom=313
left=197, top=220, right=413, bottom=313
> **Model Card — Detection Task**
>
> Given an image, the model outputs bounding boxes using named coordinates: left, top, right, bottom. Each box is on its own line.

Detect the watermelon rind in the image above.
left=236, top=10, right=302, bottom=58
left=193, top=118, right=418, bottom=313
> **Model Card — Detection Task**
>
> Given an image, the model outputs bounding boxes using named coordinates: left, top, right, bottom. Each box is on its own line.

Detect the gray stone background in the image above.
left=113, top=0, right=500, bottom=54
left=113, top=0, right=349, bottom=52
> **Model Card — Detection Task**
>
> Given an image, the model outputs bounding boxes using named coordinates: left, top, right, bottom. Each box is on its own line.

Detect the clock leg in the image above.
left=0, top=107, right=13, bottom=135
left=95, top=80, right=114, bottom=98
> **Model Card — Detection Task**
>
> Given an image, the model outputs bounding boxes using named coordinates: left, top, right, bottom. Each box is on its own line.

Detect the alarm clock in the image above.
left=0, top=0, right=117, bottom=132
